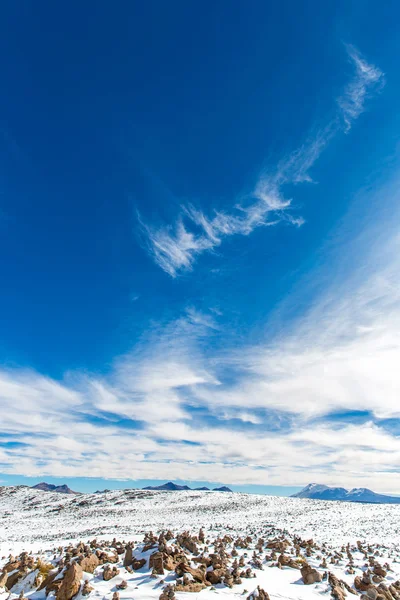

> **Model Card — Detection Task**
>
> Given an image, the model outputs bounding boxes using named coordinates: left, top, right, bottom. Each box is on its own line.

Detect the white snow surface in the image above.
left=1, top=486, right=400, bottom=600
left=1, top=486, right=400, bottom=551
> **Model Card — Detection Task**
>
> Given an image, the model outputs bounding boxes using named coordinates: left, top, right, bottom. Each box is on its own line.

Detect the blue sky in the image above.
left=1, top=1, right=400, bottom=495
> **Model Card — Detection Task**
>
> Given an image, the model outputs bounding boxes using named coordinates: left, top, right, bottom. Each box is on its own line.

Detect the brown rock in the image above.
left=6, top=569, right=27, bottom=591
left=132, top=558, right=146, bottom=570
left=355, top=574, right=374, bottom=592
left=266, top=539, right=290, bottom=553
left=278, top=554, right=301, bottom=569
left=0, top=571, right=8, bottom=589
left=159, top=583, right=176, bottom=600
left=2, top=559, right=21, bottom=573
left=103, top=566, right=120, bottom=581
left=123, top=545, right=133, bottom=568
left=175, top=563, right=207, bottom=584
left=149, top=552, right=164, bottom=575
left=38, top=568, right=62, bottom=595
left=248, top=587, right=270, bottom=600
left=57, top=562, right=83, bottom=600
left=374, top=566, right=388, bottom=579
left=80, top=554, right=100, bottom=574
left=301, top=564, right=323, bottom=584
left=177, top=533, right=199, bottom=555
left=81, top=581, right=94, bottom=596
left=206, top=568, right=226, bottom=585
left=163, top=555, right=176, bottom=571
left=175, top=581, right=206, bottom=593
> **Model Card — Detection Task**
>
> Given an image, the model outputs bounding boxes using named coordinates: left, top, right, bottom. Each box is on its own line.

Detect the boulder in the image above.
left=103, top=566, right=120, bottom=581
left=81, top=581, right=94, bottom=596
left=301, top=564, right=323, bottom=584
left=355, top=574, right=374, bottom=592
left=132, top=558, right=146, bottom=570
left=175, top=562, right=207, bottom=584
left=248, top=587, right=270, bottom=600
left=374, top=566, right=388, bottom=579
left=56, top=562, right=83, bottom=600
left=159, top=584, right=176, bottom=600
left=278, top=554, right=301, bottom=569
left=206, top=568, right=226, bottom=585
left=123, top=545, right=133, bottom=568
left=80, top=554, right=99, bottom=574
left=149, top=552, right=164, bottom=575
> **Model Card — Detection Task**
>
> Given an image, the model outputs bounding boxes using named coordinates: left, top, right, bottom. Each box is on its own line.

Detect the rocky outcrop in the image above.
left=277, top=553, right=302, bottom=569
left=159, top=584, right=176, bottom=600
left=0, top=570, right=8, bottom=589
left=103, top=565, right=120, bottom=581
left=248, top=587, right=270, bottom=600
left=149, top=552, right=164, bottom=575
left=82, top=581, right=94, bottom=596
left=79, top=554, right=99, bottom=574
left=56, top=562, right=83, bottom=600
left=132, top=558, right=146, bottom=570
left=301, top=563, right=322, bottom=584
left=123, top=544, right=133, bottom=567
left=177, top=532, right=199, bottom=555
left=355, top=573, right=374, bottom=592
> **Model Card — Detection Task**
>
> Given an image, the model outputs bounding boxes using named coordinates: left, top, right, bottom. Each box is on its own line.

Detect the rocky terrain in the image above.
left=1, top=486, right=400, bottom=600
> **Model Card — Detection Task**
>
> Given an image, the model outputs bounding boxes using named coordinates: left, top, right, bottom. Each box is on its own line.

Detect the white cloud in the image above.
left=140, top=46, right=383, bottom=278
left=338, top=44, right=384, bottom=131
left=193, top=204, right=400, bottom=422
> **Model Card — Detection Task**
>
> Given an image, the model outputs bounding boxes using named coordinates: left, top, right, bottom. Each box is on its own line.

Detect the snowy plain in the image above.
left=1, top=486, right=400, bottom=600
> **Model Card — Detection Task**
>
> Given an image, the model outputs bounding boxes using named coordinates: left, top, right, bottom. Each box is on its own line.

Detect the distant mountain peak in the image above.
left=301, top=483, right=329, bottom=493
left=292, top=483, right=400, bottom=504
left=143, top=482, right=191, bottom=491
left=32, top=482, right=78, bottom=495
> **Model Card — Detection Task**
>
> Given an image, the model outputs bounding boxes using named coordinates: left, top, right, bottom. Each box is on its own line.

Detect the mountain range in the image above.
left=292, top=483, right=400, bottom=504
left=143, top=481, right=233, bottom=492
left=31, top=481, right=232, bottom=495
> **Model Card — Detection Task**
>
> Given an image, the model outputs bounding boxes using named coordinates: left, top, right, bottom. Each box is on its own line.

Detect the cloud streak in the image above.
left=338, top=44, right=384, bottom=131
left=140, top=46, right=384, bottom=278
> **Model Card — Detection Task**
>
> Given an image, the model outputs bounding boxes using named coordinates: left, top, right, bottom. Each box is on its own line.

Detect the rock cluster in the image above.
left=1, top=525, right=400, bottom=600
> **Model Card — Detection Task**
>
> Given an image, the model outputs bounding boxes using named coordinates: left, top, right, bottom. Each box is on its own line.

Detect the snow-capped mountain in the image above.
left=292, top=483, right=400, bottom=503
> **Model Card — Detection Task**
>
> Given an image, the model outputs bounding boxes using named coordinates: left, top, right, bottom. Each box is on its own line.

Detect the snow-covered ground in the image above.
left=1, top=486, right=400, bottom=600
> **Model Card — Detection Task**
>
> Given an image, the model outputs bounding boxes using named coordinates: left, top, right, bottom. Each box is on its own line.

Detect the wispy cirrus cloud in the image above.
left=140, top=46, right=384, bottom=278
left=338, top=44, right=385, bottom=131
